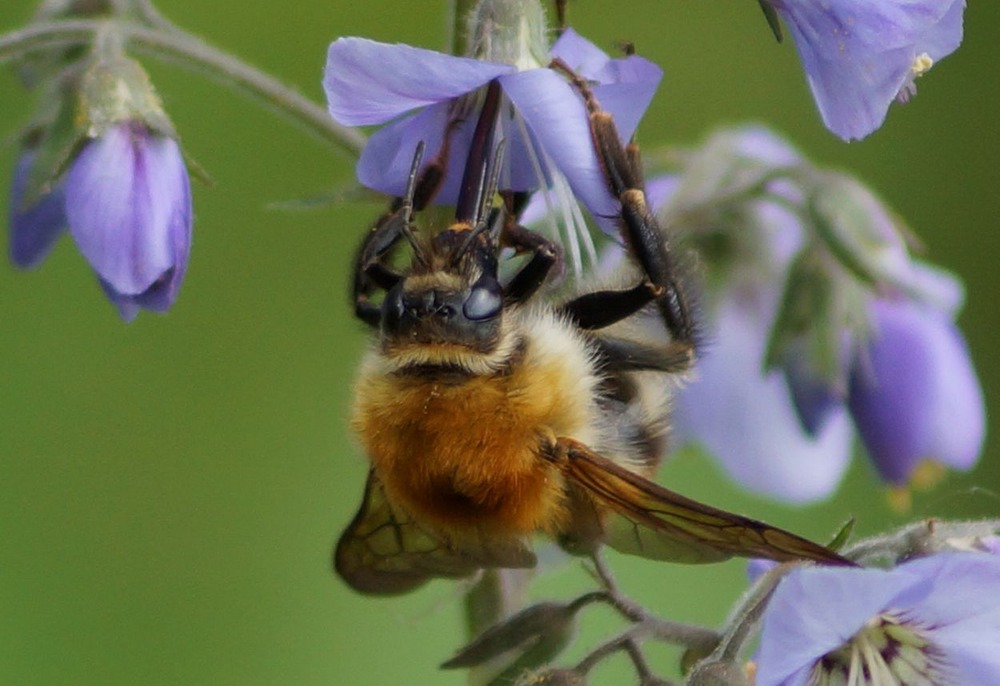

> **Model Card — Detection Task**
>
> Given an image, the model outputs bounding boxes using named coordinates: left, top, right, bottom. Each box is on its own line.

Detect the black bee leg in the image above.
left=352, top=210, right=407, bottom=327
left=499, top=192, right=564, bottom=304
left=352, top=141, right=447, bottom=328
left=551, top=58, right=697, bottom=363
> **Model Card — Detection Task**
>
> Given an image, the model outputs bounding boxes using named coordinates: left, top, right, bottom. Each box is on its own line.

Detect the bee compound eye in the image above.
left=463, top=277, right=503, bottom=321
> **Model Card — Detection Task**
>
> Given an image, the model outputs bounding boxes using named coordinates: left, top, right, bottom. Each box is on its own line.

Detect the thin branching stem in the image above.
left=0, top=19, right=365, bottom=157
left=589, top=552, right=721, bottom=652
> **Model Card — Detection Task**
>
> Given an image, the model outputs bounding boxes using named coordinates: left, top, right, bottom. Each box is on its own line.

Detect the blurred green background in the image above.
left=1, top=1, right=997, bottom=684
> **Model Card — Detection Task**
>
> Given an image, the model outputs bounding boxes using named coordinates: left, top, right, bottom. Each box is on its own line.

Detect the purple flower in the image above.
left=756, top=553, right=1000, bottom=685
left=765, top=0, right=965, bottom=140
left=64, top=122, right=192, bottom=322
left=8, top=152, right=67, bottom=269
left=849, top=297, right=985, bottom=485
left=672, top=284, right=855, bottom=503
left=647, top=126, right=984, bottom=501
left=323, top=29, right=661, bottom=240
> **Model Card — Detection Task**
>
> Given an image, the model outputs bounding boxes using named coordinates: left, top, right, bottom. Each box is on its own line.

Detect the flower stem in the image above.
left=0, top=19, right=365, bottom=157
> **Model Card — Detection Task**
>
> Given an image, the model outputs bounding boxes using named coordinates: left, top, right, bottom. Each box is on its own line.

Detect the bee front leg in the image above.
left=500, top=194, right=564, bottom=304
left=352, top=140, right=452, bottom=328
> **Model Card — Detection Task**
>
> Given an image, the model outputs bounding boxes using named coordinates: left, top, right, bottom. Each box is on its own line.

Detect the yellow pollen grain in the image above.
left=911, top=53, right=934, bottom=77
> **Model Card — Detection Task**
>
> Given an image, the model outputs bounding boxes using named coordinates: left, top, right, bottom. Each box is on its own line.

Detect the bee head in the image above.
left=381, top=224, right=505, bottom=354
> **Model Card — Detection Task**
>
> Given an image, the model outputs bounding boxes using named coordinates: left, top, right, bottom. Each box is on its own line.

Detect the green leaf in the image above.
left=827, top=517, right=857, bottom=552
left=443, top=601, right=577, bottom=670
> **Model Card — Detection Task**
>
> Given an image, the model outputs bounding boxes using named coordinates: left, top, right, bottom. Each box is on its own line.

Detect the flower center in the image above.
left=896, top=53, right=934, bottom=103
left=809, top=613, right=948, bottom=686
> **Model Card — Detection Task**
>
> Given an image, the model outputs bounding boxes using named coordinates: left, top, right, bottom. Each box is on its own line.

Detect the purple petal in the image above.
left=357, top=96, right=547, bottom=205
left=323, top=37, right=513, bottom=126
left=848, top=298, right=985, bottom=484
left=883, top=555, right=1000, bottom=686
left=65, top=123, right=192, bottom=316
left=548, top=28, right=612, bottom=74
left=8, top=152, right=67, bottom=268
left=756, top=564, right=932, bottom=684
left=356, top=100, right=458, bottom=199
left=502, top=48, right=659, bottom=233
left=672, top=292, right=852, bottom=503
left=549, top=29, right=663, bottom=145
left=501, top=68, right=618, bottom=225
left=772, top=0, right=965, bottom=140
left=783, top=360, right=844, bottom=437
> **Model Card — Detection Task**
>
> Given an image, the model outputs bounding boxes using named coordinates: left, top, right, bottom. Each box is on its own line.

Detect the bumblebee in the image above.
left=336, top=77, right=845, bottom=595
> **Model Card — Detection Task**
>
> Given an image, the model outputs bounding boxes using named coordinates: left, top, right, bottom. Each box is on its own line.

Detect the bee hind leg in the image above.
left=550, top=58, right=698, bottom=362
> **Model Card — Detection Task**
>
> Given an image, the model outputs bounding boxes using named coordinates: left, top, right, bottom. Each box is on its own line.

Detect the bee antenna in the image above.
left=455, top=140, right=507, bottom=264
left=401, top=141, right=430, bottom=268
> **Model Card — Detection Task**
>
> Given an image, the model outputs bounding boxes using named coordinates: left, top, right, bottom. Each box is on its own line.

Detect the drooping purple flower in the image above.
left=764, top=0, right=966, bottom=140
left=8, top=151, right=67, bottom=269
left=64, top=122, right=192, bottom=322
left=848, top=297, right=985, bottom=485
left=323, top=29, right=661, bottom=242
left=756, top=553, right=1000, bottom=685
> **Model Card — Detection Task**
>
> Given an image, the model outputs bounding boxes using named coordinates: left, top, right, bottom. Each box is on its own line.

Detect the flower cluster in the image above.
left=651, top=127, right=984, bottom=503
left=7, top=8, right=192, bottom=321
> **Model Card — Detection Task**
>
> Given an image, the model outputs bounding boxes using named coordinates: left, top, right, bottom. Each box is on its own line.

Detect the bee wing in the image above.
left=558, top=439, right=849, bottom=565
left=335, top=471, right=536, bottom=595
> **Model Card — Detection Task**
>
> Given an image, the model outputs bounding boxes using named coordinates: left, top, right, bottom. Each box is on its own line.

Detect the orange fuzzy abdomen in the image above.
left=352, top=360, right=587, bottom=541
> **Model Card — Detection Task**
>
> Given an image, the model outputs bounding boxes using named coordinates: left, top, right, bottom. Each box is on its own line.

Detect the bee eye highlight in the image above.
left=463, top=277, right=502, bottom=321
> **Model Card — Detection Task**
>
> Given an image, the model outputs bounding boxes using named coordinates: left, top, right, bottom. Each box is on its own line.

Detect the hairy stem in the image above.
left=0, top=19, right=365, bottom=156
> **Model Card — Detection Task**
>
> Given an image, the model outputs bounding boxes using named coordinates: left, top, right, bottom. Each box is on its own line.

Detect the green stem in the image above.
left=0, top=19, right=365, bottom=157
left=451, top=0, right=478, bottom=55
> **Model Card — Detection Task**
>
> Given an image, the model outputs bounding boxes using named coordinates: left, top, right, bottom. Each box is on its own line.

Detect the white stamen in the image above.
left=809, top=613, right=946, bottom=686
left=510, top=111, right=597, bottom=277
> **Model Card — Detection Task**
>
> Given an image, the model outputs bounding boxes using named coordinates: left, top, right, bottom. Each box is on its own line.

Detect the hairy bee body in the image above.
left=335, top=80, right=847, bottom=595
left=351, top=300, right=662, bottom=549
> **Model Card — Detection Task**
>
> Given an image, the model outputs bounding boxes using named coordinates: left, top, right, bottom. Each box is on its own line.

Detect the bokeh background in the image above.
left=1, top=1, right=997, bottom=684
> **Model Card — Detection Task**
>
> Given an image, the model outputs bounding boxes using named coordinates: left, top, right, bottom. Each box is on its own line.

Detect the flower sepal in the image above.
left=77, top=50, right=177, bottom=143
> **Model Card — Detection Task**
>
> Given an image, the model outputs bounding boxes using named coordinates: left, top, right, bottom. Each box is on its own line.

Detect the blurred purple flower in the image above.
left=849, top=297, right=985, bottom=485
left=672, top=285, right=855, bottom=503
left=756, top=553, right=1000, bottom=685
left=64, top=122, right=192, bottom=322
left=323, top=29, right=661, bottom=236
left=8, top=152, right=67, bottom=269
left=764, top=0, right=965, bottom=140
left=651, top=126, right=983, bottom=501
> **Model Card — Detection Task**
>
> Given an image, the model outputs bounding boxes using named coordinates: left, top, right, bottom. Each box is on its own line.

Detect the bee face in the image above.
left=380, top=268, right=503, bottom=352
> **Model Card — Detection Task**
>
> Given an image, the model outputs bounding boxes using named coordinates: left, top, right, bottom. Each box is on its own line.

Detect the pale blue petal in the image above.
left=888, top=555, right=1000, bottom=686
left=756, top=565, right=931, bottom=684
left=548, top=28, right=611, bottom=74
left=324, top=37, right=513, bottom=126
